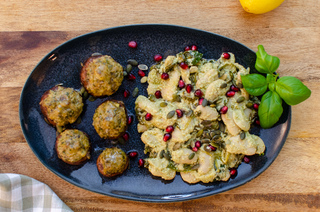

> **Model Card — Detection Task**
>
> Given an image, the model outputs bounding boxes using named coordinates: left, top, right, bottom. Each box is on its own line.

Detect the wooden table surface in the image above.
left=1, top=0, right=319, bottom=211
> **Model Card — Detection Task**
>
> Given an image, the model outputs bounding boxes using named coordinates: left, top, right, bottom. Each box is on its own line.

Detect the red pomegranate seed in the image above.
left=220, top=106, right=228, bottom=114
left=230, top=168, right=237, bottom=176
left=128, top=73, right=136, bottom=80
left=209, top=145, right=217, bottom=151
left=198, top=98, right=204, bottom=105
left=163, top=133, right=171, bottom=142
left=192, top=147, right=198, bottom=152
left=145, top=113, right=152, bottom=121
left=230, top=85, right=240, bottom=92
left=194, top=89, right=203, bottom=98
left=222, top=52, right=230, bottom=59
left=255, top=119, right=260, bottom=125
left=122, top=132, right=129, bottom=141
left=155, top=90, right=162, bottom=99
left=154, top=54, right=163, bottom=62
left=191, top=45, right=198, bottom=51
left=127, top=116, right=133, bottom=125
left=184, top=46, right=191, bottom=51
left=195, top=140, right=201, bottom=148
left=176, top=109, right=183, bottom=118
left=166, top=125, right=174, bottom=133
left=226, top=91, right=236, bottom=97
left=128, top=41, right=137, bottom=48
left=186, top=84, right=193, bottom=93
left=123, top=90, right=130, bottom=98
left=243, top=156, right=250, bottom=163
left=161, top=73, right=169, bottom=80
left=138, top=159, right=144, bottom=167
left=178, top=80, right=185, bottom=89
left=128, top=151, right=138, bottom=158
left=179, top=62, right=188, bottom=70
left=138, top=70, right=145, bottom=77
left=253, top=103, right=259, bottom=110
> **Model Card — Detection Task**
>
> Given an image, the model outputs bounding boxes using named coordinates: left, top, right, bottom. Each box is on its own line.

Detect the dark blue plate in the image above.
left=19, top=24, right=291, bottom=202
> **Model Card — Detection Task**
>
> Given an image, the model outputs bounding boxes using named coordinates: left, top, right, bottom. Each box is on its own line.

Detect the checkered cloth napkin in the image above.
left=0, top=174, right=72, bottom=212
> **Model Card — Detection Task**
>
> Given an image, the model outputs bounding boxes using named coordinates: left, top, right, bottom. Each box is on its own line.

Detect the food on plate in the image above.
left=56, top=129, right=90, bottom=165
left=80, top=54, right=123, bottom=97
left=39, top=85, right=83, bottom=127
left=135, top=50, right=265, bottom=183
left=96, top=147, right=129, bottom=177
left=92, top=100, right=127, bottom=139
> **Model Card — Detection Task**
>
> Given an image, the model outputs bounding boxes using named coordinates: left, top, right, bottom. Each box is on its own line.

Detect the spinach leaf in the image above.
left=275, top=76, right=311, bottom=105
left=241, top=74, right=268, bottom=96
left=255, top=45, right=280, bottom=74
left=258, top=91, right=283, bottom=129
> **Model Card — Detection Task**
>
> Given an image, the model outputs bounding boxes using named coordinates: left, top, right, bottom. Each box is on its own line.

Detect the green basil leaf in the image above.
left=258, top=91, right=283, bottom=129
left=275, top=76, right=311, bottom=105
left=255, top=45, right=280, bottom=74
left=241, top=74, right=267, bottom=96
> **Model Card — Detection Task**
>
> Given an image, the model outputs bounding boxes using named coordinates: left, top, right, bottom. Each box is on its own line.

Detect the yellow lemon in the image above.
left=240, top=0, right=285, bottom=14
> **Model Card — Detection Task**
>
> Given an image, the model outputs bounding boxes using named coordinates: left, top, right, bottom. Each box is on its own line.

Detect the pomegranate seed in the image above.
left=127, top=116, right=133, bottom=125
left=194, top=89, right=203, bottom=98
left=209, top=145, right=217, bottom=151
left=179, top=62, right=188, bottom=70
left=161, top=73, right=169, bottom=80
left=122, top=132, right=129, bottom=141
left=243, top=156, right=250, bottom=163
left=145, top=113, right=152, bottom=121
left=138, top=70, right=145, bottom=77
left=222, top=52, right=230, bottom=59
left=230, top=168, right=237, bottom=176
left=198, top=98, right=204, bottom=105
left=192, top=147, right=198, bottom=152
left=195, top=140, right=201, bottom=148
left=184, top=46, right=191, bottom=51
left=154, top=54, right=163, bottom=62
left=123, top=90, right=130, bottom=98
left=128, top=151, right=138, bottom=158
left=155, top=90, right=162, bottom=99
left=253, top=103, right=259, bottom=110
left=166, top=125, right=174, bottom=133
left=220, top=106, right=228, bottom=114
left=128, top=73, right=136, bottom=80
left=176, top=109, right=183, bottom=118
left=128, top=41, right=137, bottom=48
left=163, top=133, right=171, bottom=142
left=226, top=91, right=235, bottom=97
left=186, top=84, right=193, bottom=93
left=191, top=45, right=198, bottom=51
left=230, top=85, right=240, bottom=92
left=178, top=80, right=185, bottom=89
left=138, top=159, right=144, bottom=167
left=255, top=119, right=260, bottom=125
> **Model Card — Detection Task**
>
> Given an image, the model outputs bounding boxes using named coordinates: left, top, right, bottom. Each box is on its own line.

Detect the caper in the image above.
left=237, top=96, right=245, bottom=103
left=246, top=102, right=253, bottom=108
left=126, top=64, right=132, bottom=73
left=167, top=110, right=176, bottom=119
left=220, top=82, right=228, bottom=88
left=88, top=96, right=96, bottom=102
left=160, top=102, right=167, bottom=107
left=132, top=87, right=139, bottom=97
left=201, top=98, right=208, bottom=107
left=240, top=131, right=246, bottom=140
left=138, top=64, right=148, bottom=71
left=188, top=152, right=195, bottom=160
left=127, top=59, right=138, bottom=66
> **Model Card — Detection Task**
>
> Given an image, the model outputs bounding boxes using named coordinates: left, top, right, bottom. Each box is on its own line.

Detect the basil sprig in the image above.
left=241, top=45, right=311, bottom=128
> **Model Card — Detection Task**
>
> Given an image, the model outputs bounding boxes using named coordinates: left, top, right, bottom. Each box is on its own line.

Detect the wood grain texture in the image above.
left=0, top=0, right=319, bottom=211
